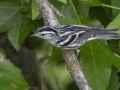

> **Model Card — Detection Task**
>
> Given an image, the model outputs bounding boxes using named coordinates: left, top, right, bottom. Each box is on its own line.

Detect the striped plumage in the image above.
left=31, top=25, right=120, bottom=56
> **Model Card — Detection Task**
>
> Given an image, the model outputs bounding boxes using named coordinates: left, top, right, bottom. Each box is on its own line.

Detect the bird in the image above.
left=30, top=25, right=120, bottom=57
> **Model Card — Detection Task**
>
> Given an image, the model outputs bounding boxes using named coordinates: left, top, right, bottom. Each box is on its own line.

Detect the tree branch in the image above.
left=34, top=0, right=92, bottom=90
left=61, top=49, right=92, bottom=90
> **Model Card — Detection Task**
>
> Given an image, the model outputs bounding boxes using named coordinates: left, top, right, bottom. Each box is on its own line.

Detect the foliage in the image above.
left=0, top=61, right=28, bottom=90
left=0, top=0, right=120, bottom=90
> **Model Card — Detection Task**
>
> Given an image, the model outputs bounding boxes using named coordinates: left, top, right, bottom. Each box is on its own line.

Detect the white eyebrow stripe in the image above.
left=37, top=26, right=49, bottom=31
left=41, top=31, right=55, bottom=34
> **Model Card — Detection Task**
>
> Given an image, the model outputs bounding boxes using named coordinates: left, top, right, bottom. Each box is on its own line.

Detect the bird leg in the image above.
left=76, top=48, right=80, bottom=59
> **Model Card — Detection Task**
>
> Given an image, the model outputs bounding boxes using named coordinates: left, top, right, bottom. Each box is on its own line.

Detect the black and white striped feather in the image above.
left=32, top=25, right=120, bottom=49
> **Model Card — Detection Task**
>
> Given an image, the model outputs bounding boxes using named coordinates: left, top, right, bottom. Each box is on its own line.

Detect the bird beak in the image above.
left=30, top=34, right=36, bottom=37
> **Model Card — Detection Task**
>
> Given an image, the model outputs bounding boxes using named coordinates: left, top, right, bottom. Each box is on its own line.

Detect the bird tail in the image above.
left=96, top=28, right=120, bottom=39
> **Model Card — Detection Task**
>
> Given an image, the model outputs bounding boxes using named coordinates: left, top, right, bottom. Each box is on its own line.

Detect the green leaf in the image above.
left=106, top=12, right=120, bottom=34
left=80, top=40, right=120, bottom=90
left=7, top=13, right=37, bottom=50
left=107, top=13, right=120, bottom=29
left=118, top=30, right=120, bottom=34
left=0, top=2, right=20, bottom=28
left=0, top=2, right=37, bottom=50
left=45, top=47, right=64, bottom=64
left=80, top=17, right=102, bottom=25
left=0, top=78, right=15, bottom=90
left=31, top=0, right=40, bottom=20
left=5, top=0, right=23, bottom=5
left=72, top=0, right=90, bottom=17
left=58, top=0, right=67, bottom=4
left=107, top=67, right=119, bottom=90
left=111, top=0, right=120, bottom=17
left=106, top=13, right=120, bottom=69
left=107, top=40, right=120, bottom=55
left=57, top=16, right=79, bottom=25
left=25, top=0, right=30, bottom=3
left=90, top=0, right=101, bottom=6
left=0, top=61, right=29, bottom=90
left=101, top=0, right=114, bottom=20
left=89, top=6, right=110, bottom=26
left=50, top=0, right=81, bottom=23
left=80, top=0, right=101, bottom=6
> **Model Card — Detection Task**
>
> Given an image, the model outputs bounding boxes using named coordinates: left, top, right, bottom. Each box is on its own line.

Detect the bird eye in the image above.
left=41, top=34, right=44, bottom=36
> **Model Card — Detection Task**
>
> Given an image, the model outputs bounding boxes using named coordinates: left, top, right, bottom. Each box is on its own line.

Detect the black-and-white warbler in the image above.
left=31, top=25, right=120, bottom=56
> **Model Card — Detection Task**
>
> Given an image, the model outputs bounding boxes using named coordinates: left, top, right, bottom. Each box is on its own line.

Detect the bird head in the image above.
left=30, top=26, right=57, bottom=40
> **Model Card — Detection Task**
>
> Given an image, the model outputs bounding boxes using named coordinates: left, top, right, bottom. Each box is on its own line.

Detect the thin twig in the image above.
left=36, top=58, right=52, bottom=90
left=34, top=0, right=92, bottom=90
left=48, top=2, right=64, bottom=16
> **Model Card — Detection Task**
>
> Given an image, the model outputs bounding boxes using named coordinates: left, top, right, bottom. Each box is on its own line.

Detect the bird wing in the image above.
left=56, top=25, right=105, bottom=42
left=70, top=25, right=105, bottom=41
left=71, top=25, right=104, bottom=32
